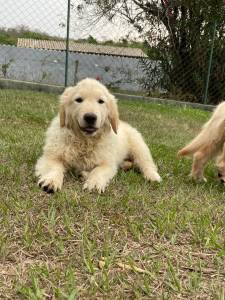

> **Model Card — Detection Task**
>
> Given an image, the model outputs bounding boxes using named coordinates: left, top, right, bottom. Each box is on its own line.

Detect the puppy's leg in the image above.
left=83, top=163, right=117, bottom=193
left=35, top=156, right=65, bottom=193
left=216, top=143, right=225, bottom=183
left=129, top=130, right=161, bottom=182
left=120, top=159, right=133, bottom=171
left=191, top=145, right=213, bottom=181
left=80, top=170, right=90, bottom=181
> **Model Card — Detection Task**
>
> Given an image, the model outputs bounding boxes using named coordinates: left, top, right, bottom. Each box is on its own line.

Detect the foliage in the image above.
left=0, top=25, right=143, bottom=51
left=87, top=35, right=98, bottom=44
left=78, top=35, right=145, bottom=49
left=1, top=59, right=14, bottom=78
left=0, top=25, right=60, bottom=46
left=101, top=38, right=144, bottom=49
left=78, top=0, right=225, bottom=103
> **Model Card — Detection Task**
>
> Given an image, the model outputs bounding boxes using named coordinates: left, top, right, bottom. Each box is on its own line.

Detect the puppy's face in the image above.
left=59, top=79, right=119, bottom=136
left=71, top=86, right=108, bottom=135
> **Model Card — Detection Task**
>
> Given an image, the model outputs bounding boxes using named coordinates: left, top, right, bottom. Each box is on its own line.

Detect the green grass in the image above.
left=0, top=88, right=225, bottom=299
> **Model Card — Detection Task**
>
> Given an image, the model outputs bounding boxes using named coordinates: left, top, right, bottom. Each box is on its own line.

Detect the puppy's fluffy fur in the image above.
left=35, top=78, right=161, bottom=193
left=178, top=102, right=225, bottom=182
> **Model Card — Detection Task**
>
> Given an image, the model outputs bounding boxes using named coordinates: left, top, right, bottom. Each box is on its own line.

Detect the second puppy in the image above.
left=178, top=102, right=225, bottom=183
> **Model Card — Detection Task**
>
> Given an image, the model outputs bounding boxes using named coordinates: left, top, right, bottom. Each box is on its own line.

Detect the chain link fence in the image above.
left=0, top=0, right=224, bottom=104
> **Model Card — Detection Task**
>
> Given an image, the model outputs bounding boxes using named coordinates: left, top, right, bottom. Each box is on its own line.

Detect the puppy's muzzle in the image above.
left=84, top=113, right=97, bottom=126
left=81, top=113, right=98, bottom=135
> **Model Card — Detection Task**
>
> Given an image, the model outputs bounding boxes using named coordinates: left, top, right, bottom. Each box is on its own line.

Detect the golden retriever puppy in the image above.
left=178, top=102, right=225, bottom=182
left=35, top=78, right=161, bottom=193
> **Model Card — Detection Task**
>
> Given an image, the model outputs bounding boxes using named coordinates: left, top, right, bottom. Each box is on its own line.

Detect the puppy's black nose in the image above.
left=221, top=178, right=225, bottom=183
left=84, top=113, right=97, bottom=125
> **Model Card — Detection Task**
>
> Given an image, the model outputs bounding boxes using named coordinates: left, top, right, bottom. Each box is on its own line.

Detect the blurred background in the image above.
left=0, top=0, right=224, bottom=104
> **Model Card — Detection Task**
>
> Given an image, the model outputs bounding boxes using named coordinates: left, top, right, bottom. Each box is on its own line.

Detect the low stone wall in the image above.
left=0, top=45, right=156, bottom=91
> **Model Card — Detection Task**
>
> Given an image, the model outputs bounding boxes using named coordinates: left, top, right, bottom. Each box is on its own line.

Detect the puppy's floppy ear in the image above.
left=108, top=94, right=119, bottom=134
left=59, top=87, right=74, bottom=128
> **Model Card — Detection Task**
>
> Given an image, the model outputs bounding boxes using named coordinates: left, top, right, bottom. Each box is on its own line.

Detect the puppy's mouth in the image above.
left=80, top=126, right=98, bottom=135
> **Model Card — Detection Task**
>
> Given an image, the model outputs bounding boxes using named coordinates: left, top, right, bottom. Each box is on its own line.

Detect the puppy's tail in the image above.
left=177, top=131, right=207, bottom=157
left=178, top=120, right=225, bottom=157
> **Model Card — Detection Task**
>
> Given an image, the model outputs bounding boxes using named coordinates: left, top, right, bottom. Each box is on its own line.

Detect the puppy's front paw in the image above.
left=80, top=170, right=90, bottom=181
left=190, top=174, right=207, bottom=182
left=144, top=170, right=162, bottom=183
left=38, top=175, right=63, bottom=193
left=83, top=176, right=107, bottom=193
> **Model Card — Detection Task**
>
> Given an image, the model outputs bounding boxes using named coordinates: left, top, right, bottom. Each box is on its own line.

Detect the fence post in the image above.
left=203, top=20, right=217, bottom=104
left=65, top=0, right=71, bottom=87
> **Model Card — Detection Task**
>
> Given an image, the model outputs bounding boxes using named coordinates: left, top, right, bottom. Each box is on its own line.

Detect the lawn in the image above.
left=0, top=88, right=224, bottom=299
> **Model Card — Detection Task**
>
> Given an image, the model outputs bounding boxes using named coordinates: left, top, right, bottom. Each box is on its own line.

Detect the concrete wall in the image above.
left=0, top=45, right=157, bottom=91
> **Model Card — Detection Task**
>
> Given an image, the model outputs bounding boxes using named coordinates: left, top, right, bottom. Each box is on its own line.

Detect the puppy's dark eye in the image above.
left=98, top=99, right=104, bottom=104
left=75, top=97, right=83, bottom=103
left=218, top=172, right=222, bottom=178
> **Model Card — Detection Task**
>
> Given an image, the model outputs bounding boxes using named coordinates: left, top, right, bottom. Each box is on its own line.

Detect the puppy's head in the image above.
left=59, top=78, right=119, bottom=136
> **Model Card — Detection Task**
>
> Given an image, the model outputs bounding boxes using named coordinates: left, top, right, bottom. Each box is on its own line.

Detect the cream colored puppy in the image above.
left=178, top=101, right=225, bottom=182
left=35, top=78, right=161, bottom=193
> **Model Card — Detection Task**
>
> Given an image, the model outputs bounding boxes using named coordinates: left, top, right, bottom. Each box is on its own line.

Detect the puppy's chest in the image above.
left=63, top=139, right=101, bottom=171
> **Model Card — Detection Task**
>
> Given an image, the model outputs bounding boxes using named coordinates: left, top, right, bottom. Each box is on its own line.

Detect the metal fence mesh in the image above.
left=0, top=0, right=224, bottom=104
left=0, top=0, right=67, bottom=84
